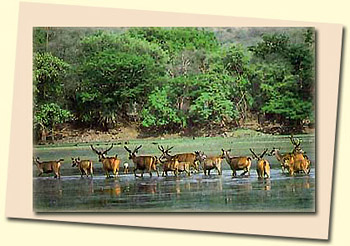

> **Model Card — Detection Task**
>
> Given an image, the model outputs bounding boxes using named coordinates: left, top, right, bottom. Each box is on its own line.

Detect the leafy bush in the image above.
left=33, top=52, right=70, bottom=105
left=34, top=103, right=73, bottom=129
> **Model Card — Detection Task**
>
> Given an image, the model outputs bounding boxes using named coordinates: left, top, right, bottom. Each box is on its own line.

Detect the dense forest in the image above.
left=33, top=27, right=315, bottom=143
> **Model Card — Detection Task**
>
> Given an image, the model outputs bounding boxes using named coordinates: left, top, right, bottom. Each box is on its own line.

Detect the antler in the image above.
left=249, top=148, right=259, bottom=159
left=102, top=143, right=114, bottom=155
left=90, top=144, right=101, bottom=155
left=158, top=145, right=165, bottom=153
left=134, top=145, right=142, bottom=153
left=166, top=145, right=174, bottom=152
left=124, top=146, right=132, bottom=153
left=259, top=148, right=268, bottom=159
left=290, top=135, right=302, bottom=149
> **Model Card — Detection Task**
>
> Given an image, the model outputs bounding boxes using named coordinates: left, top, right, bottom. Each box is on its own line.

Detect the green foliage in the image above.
left=76, top=32, right=168, bottom=128
left=32, top=27, right=315, bottom=135
left=33, top=52, right=70, bottom=105
left=34, top=103, right=73, bottom=130
left=141, top=87, right=186, bottom=128
left=250, top=30, right=315, bottom=125
left=127, top=27, right=219, bottom=56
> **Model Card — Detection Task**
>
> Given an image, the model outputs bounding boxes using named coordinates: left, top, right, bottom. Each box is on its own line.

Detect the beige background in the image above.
left=0, top=0, right=348, bottom=245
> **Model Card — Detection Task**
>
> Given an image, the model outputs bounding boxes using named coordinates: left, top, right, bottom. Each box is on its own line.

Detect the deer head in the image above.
left=158, top=145, right=174, bottom=161
left=91, top=144, right=114, bottom=161
left=124, top=145, right=143, bottom=160
left=194, top=151, right=207, bottom=163
left=289, top=135, right=303, bottom=154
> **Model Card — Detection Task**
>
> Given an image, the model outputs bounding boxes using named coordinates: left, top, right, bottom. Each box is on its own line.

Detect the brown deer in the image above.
left=289, top=135, right=311, bottom=173
left=249, top=148, right=270, bottom=179
left=158, top=145, right=199, bottom=173
left=34, top=157, right=63, bottom=178
left=194, top=151, right=223, bottom=176
left=124, top=145, right=159, bottom=177
left=221, top=149, right=251, bottom=177
left=90, top=144, right=120, bottom=178
left=71, top=157, right=93, bottom=178
left=269, top=147, right=293, bottom=173
left=283, top=155, right=310, bottom=175
left=159, top=157, right=180, bottom=176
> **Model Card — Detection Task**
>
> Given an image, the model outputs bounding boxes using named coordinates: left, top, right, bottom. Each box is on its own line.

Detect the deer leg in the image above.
left=133, top=167, right=139, bottom=177
left=289, top=169, right=294, bottom=176
left=208, top=169, right=211, bottom=176
left=307, top=166, right=311, bottom=174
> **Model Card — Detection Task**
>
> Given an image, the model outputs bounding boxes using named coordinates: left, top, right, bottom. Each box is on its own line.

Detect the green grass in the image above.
left=33, top=133, right=315, bottom=176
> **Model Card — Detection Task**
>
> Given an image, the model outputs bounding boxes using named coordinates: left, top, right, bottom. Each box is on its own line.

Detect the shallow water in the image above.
left=33, top=169, right=315, bottom=212
left=33, top=135, right=315, bottom=212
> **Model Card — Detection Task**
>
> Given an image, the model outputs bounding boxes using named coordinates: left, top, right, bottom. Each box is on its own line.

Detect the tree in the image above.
left=249, top=30, right=315, bottom=129
left=33, top=52, right=70, bottom=105
left=34, top=103, right=73, bottom=142
left=76, top=32, right=168, bottom=129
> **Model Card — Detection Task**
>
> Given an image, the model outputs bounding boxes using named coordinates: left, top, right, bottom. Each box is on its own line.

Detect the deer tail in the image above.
left=263, top=161, right=267, bottom=173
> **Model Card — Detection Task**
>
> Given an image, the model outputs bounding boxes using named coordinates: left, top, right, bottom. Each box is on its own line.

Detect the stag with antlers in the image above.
left=269, top=147, right=293, bottom=174
left=250, top=148, right=270, bottom=179
left=90, top=144, right=120, bottom=178
left=286, top=135, right=311, bottom=175
left=124, top=145, right=159, bottom=178
left=158, top=145, right=199, bottom=173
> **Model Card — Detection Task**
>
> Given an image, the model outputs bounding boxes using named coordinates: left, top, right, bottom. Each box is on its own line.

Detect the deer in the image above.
left=194, top=151, right=223, bottom=176
left=158, top=155, right=191, bottom=177
left=90, top=144, right=120, bottom=178
left=71, top=157, right=93, bottom=178
left=249, top=148, right=270, bottom=179
left=158, top=145, right=199, bottom=173
left=286, top=135, right=311, bottom=175
left=159, top=157, right=180, bottom=177
left=34, top=157, right=63, bottom=178
left=283, top=154, right=310, bottom=176
left=269, top=147, right=293, bottom=173
left=124, top=145, right=159, bottom=178
left=221, top=149, right=251, bottom=177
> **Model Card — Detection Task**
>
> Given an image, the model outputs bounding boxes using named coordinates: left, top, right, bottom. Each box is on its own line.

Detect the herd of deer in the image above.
left=33, top=135, right=311, bottom=179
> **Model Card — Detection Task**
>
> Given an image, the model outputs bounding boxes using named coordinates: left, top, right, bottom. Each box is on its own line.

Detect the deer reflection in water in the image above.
left=136, top=180, right=158, bottom=194
left=96, top=180, right=122, bottom=196
left=286, top=177, right=311, bottom=192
